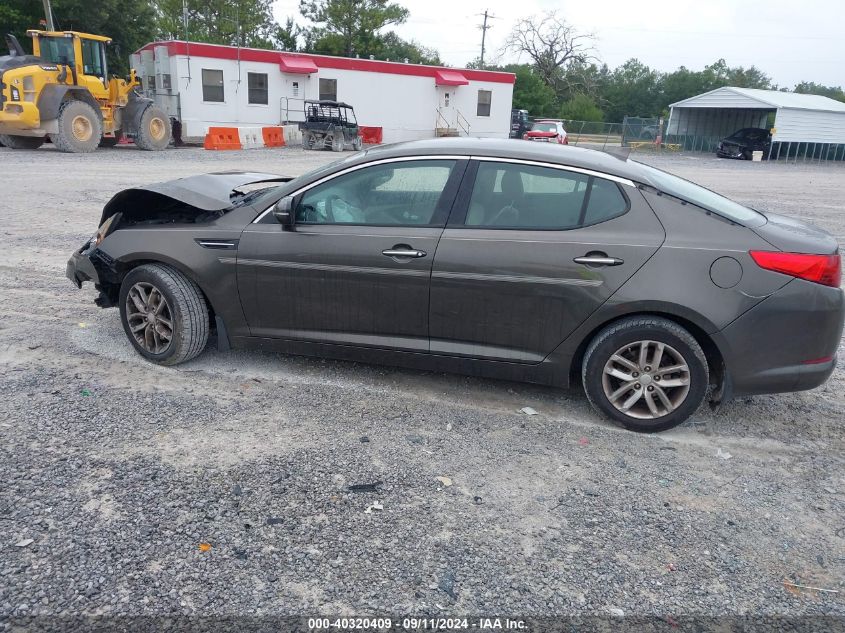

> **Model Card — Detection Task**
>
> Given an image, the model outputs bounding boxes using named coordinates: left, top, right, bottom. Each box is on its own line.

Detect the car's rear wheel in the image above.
left=582, top=317, right=709, bottom=432
left=118, top=264, right=209, bottom=366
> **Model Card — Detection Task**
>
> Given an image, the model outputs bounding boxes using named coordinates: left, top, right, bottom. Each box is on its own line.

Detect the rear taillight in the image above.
left=749, top=251, right=841, bottom=287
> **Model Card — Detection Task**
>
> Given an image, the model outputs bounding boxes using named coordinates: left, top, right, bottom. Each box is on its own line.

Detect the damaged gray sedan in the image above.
left=67, top=139, right=843, bottom=432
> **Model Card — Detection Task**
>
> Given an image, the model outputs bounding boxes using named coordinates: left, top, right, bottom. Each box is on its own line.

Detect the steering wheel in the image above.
left=487, top=203, right=519, bottom=226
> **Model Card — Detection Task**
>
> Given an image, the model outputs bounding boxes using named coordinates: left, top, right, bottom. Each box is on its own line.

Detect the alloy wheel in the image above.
left=601, top=340, right=691, bottom=420
left=125, top=282, right=173, bottom=354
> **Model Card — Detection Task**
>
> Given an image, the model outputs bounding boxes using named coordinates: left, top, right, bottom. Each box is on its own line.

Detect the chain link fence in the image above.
left=560, top=120, right=623, bottom=149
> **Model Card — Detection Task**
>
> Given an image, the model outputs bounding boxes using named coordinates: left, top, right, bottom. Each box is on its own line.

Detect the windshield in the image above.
left=38, top=36, right=75, bottom=65
left=634, top=162, right=766, bottom=226
left=531, top=123, right=557, bottom=133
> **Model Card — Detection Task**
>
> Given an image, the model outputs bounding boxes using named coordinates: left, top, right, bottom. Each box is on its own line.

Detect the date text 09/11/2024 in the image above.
left=307, top=617, right=527, bottom=630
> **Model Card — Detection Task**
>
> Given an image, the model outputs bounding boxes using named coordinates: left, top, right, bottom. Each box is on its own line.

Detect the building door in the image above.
left=436, top=86, right=456, bottom=130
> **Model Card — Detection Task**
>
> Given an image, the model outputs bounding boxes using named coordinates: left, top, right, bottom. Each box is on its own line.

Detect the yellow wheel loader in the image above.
left=0, top=30, right=170, bottom=153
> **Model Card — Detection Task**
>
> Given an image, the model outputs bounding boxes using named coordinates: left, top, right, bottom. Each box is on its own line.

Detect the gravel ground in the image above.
left=0, top=144, right=843, bottom=628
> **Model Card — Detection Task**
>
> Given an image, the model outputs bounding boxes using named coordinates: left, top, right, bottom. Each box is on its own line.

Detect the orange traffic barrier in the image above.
left=359, top=126, right=383, bottom=144
left=262, top=127, right=285, bottom=147
left=203, top=127, right=241, bottom=150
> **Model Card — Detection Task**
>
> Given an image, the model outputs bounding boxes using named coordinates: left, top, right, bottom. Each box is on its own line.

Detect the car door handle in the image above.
left=382, top=248, right=427, bottom=258
left=574, top=255, right=624, bottom=266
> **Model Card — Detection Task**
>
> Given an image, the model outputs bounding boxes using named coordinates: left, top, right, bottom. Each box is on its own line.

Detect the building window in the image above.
left=477, top=90, right=492, bottom=117
left=158, top=74, right=171, bottom=91
left=319, top=78, right=337, bottom=101
left=248, top=72, right=268, bottom=105
left=292, top=81, right=300, bottom=97
left=202, top=69, right=224, bottom=102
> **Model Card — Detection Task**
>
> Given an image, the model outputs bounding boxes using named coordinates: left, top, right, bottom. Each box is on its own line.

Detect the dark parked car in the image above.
left=67, top=139, right=843, bottom=432
left=716, top=127, right=772, bottom=160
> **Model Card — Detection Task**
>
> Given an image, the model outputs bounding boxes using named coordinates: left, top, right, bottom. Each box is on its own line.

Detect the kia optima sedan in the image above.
left=67, top=138, right=843, bottom=432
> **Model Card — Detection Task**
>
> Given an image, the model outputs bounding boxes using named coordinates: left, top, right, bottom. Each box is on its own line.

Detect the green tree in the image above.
left=559, top=93, right=603, bottom=121
left=300, top=0, right=409, bottom=57
left=154, top=0, right=277, bottom=49
left=274, top=16, right=300, bottom=51
left=375, top=32, right=440, bottom=65
left=794, top=81, right=845, bottom=102
left=601, top=59, right=660, bottom=122
left=1, top=0, right=158, bottom=74
left=505, top=64, right=557, bottom=117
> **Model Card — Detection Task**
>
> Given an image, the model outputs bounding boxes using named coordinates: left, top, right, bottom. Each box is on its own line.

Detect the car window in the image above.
left=465, top=162, right=628, bottom=230
left=296, top=160, right=456, bottom=226
left=531, top=123, right=557, bottom=133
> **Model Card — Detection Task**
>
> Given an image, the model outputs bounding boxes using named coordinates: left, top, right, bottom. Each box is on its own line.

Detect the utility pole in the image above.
left=41, top=0, right=55, bottom=30
left=477, top=10, right=497, bottom=67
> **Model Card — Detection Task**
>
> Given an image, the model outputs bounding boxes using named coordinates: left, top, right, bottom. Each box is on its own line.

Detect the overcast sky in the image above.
left=271, top=0, right=844, bottom=88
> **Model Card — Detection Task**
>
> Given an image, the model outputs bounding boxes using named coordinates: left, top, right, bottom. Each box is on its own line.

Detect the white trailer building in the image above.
left=130, top=41, right=515, bottom=144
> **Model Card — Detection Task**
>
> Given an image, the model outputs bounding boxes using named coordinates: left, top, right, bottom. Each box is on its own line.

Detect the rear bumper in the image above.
left=718, top=279, right=844, bottom=396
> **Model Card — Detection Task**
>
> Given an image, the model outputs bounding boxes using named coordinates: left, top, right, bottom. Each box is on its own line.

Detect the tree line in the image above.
left=2, top=1, right=842, bottom=122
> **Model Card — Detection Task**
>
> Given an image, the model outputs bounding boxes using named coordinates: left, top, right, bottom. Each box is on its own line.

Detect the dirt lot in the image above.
left=0, top=144, right=843, bottom=627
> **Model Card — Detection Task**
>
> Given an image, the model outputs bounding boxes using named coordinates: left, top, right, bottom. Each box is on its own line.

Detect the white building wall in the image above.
left=136, top=53, right=512, bottom=142
left=774, top=108, right=845, bottom=143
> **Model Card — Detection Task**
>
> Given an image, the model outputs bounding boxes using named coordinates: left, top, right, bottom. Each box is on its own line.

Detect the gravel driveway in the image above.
left=1, top=144, right=843, bottom=630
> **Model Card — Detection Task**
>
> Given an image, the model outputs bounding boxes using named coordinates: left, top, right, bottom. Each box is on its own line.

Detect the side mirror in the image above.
left=273, top=196, right=295, bottom=229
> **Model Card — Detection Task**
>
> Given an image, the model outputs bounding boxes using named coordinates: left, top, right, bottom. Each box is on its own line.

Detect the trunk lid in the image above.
left=753, top=212, right=839, bottom=254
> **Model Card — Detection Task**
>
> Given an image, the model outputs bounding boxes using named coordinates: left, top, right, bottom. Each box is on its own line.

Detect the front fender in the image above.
left=96, top=227, right=249, bottom=339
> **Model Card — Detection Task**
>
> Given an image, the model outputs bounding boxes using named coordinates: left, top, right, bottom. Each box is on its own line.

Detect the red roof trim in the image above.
left=279, top=54, right=318, bottom=74
left=434, top=70, right=469, bottom=86
left=136, top=41, right=516, bottom=84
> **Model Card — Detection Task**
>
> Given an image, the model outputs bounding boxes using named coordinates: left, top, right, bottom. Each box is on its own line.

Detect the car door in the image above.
left=237, top=158, right=466, bottom=352
left=429, top=159, right=665, bottom=363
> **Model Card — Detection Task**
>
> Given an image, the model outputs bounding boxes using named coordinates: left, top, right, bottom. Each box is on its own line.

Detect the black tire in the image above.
left=352, top=135, right=363, bottom=151
left=134, top=105, right=171, bottom=151
left=0, top=134, right=44, bottom=150
left=50, top=100, right=102, bottom=153
left=118, top=263, right=209, bottom=366
left=742, top=150, right=752, bottom=161
left=302, top=132, right=315, bottom=150
left=99, top=131, right=123, bottom=148
left=582, top=316, right=709, bottom=432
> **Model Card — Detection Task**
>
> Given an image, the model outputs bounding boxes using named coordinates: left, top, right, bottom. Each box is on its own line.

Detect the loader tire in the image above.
left=0, top=134, right=44, bottom=150
left=50, top=100, right=102, bottom=153
left=134, top=105, right=170, bottom=151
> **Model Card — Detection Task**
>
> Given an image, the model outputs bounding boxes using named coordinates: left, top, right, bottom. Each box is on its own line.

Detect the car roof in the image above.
left=356, top=138, right=654, bottom=185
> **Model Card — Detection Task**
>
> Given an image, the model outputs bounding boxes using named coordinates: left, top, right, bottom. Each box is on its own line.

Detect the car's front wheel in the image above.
left=582, top=316, right=709, bottom=432
left=118, top=264, right=209, bottom=366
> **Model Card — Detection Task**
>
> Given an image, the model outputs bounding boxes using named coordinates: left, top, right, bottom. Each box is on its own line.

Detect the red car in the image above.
left=523, top=120, right=568, bottom=144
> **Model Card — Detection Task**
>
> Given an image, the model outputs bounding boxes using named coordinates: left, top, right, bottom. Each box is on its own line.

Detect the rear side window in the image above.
left=464, top=162, right=628, bottom=229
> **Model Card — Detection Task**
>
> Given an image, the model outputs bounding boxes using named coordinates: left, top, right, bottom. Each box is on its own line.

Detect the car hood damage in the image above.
left=98, top=171, right=292, bottom=226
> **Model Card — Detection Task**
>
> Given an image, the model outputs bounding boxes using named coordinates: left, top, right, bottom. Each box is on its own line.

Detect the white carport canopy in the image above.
left=667, top=87, right=845, bottom=144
